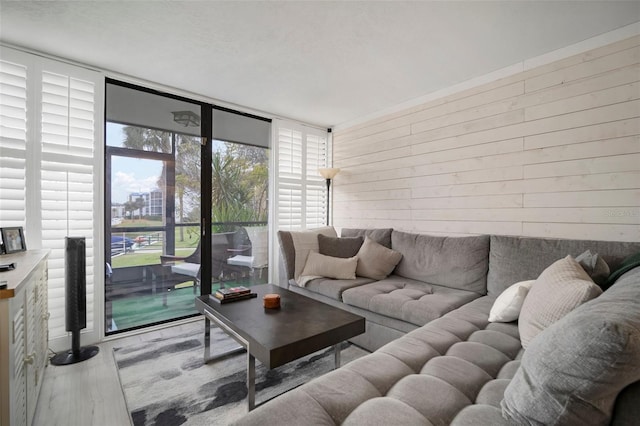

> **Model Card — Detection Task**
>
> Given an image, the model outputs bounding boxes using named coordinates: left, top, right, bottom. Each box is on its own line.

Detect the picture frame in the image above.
left=1, top=227, right=27, bottom=254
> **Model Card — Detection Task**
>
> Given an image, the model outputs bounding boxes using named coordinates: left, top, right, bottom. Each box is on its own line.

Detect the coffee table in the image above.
left=194, top=284, right=365, bottom=411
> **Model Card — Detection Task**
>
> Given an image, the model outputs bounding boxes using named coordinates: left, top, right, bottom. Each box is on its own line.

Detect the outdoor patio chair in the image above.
left=227, top=226, right=268, bottom=281
left=159, top=230, right=249, bottom=295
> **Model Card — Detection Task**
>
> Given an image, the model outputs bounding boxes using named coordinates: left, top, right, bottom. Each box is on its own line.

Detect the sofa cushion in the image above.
left=487, top=235, right=640, bottom=297
left=343, top=398, right=435, bottom=426
left=518, top=255, right=602, bottom=348
left=234, top=295, right=519, bottom=426
left=451, top=405, right=511, bottom=426
left=502, top=267, right=640, bottom=425
left=300, top=251, right=358, bottom=280
left=342, top=276, right=480, bottom=327
left=356, top=237, right=403, bottom=280
left=318, top=234, right=364, bottom=258
left=392, top=231, right=489, bottom=295
left=341, top=227, right=393, bottom=248
left=302, top=276, right=375, bottom=301
left=488, top=280, right=534, bottom=322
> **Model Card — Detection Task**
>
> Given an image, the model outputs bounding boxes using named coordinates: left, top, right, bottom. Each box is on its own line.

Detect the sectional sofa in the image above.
left=233, top=228, right=640, bottom=425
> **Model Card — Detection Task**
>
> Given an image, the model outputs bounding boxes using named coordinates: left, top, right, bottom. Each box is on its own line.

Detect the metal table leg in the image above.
left=247, top=352, right=256, bottom=411
left=333, top=344, right=341, bottom=369
left=202, top=310, right=254, bottom=410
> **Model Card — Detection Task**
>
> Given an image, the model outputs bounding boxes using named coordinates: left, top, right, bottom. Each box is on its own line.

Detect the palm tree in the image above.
left=122, top=127, right=172, bottom=153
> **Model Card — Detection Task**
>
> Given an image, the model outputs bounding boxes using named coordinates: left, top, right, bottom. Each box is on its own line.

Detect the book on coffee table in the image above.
left=216, top=286, right=251, bottom=297
left=209, top=292, right=257, bottom=304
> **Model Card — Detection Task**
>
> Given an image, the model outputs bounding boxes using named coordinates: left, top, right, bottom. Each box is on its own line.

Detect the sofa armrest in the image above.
left=277, top=231, right=296, bottom=281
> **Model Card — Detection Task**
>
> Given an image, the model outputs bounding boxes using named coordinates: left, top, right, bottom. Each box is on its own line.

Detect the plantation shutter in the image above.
left=40, top=69, right=99, bottom=339
left=0, top=58, right=28, bottom=228
left=274, top=120, right=328, bottom=230
left=305, top=133, right=328, bottom=229
left=277, top=126, right=303, bottom=229
left=0, top=48, right=102, bottom=345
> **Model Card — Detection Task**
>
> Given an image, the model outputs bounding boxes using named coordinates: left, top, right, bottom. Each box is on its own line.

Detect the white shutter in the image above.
left=0, top=48, right=103, bottom=346
left=274, top=121, right=329, bottom=230
left=277, top=127, right=303, bottom=229
left=305, top=133, right=328, bottom=229
left=40, top=70, right=97, bottom=339
left=0, top=59, right=28, bottom=228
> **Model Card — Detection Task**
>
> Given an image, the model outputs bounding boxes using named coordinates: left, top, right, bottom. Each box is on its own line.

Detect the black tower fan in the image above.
left=50, top=237, right=99, bottom=365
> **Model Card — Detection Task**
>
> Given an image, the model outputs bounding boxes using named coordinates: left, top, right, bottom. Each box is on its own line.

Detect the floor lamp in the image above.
left=318, top=168, right=340, bottom=226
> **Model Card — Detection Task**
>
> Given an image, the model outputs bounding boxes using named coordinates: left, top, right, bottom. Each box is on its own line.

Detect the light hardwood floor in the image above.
left=33, top=318, right=202, bottom=426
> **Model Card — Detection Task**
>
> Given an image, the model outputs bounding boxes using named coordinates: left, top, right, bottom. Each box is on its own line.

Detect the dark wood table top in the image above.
left=195, top=284, right=365, bottom=369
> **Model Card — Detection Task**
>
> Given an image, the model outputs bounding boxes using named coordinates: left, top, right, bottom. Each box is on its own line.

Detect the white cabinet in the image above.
left=0, top=251, right=49, bottom=426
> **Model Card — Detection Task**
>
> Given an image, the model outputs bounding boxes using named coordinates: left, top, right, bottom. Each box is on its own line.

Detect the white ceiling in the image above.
left=1, top=1, right=639, bottom=128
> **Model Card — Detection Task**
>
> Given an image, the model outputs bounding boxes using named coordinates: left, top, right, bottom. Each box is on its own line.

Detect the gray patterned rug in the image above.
left=113, top=320, right=369, bottom=426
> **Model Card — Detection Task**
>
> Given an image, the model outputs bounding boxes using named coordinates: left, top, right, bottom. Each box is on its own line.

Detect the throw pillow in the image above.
left=289, top=226, right=337, bottom=282
left=356, top=237, right=402, bottom=280
left=341, top=228, right=393, bottom=248
left=518, top=255, right=602, bottom=349
left=300, top=251, right=358, bottom=280
left=575, top=249, right=610, bottom=286
left=318, top=235, right=364, bottom=258
left=502, top=267, right=640, bottom=425
left=488, top=280, right=535, bottom=323
left=603, top=251, right=640, bottom=289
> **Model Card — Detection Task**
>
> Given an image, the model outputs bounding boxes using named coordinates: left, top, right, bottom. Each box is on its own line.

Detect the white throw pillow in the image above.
left=488, top=280, right=535, bottom=322
left=518, top=255, right=602, bottom=349
left=289, top=226, right=337, bottom=281
left=300, top=251, right=358, bottom=280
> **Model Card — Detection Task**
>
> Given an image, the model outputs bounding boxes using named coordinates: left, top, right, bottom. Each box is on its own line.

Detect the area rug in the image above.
left=113, top=320, right=369, bottom=426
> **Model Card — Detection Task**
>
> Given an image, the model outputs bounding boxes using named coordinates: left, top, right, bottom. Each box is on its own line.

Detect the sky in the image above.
left=107, top=123, right=163, bottom=204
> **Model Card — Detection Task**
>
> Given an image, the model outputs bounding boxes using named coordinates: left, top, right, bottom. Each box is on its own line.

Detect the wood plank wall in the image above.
left=332, top=36, right=640, bottom=242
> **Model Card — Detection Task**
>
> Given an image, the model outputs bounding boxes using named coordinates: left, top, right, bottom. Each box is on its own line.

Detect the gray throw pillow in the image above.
left=576, top=249, right=610, bottom=286
left=341, top=228, right=393, bottom=248
left=318, top=235, right=364, bottom=258
left=502, top=267, right=640, bottom=425
left=356, top=237, right=402, bottom=280
left=518, top=255, right=602, bottom=349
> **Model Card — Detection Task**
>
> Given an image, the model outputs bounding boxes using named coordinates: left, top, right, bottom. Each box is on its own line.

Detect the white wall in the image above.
left=332, top=35, right=640, bottom=242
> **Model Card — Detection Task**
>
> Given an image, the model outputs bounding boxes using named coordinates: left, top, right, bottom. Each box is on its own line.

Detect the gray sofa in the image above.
left=234, top=229, right=640, bottom=425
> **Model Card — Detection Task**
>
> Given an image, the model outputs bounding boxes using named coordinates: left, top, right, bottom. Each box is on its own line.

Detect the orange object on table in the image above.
left=263, top=293, right=281, bottom=309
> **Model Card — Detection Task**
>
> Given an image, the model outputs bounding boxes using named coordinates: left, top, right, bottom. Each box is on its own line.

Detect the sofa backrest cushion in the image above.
left=277, top=227, right=337, bottom=282
left=391, top=231, right=490, bottom=295
left=341, top=228, right=393, bottom=248
left=318, top=234, right=364, bottom=258
left=502, top=266, right=640, bottom=425
left=487, top=235, right=640, bottom=297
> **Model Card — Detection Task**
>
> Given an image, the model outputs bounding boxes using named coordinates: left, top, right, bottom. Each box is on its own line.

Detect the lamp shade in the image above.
left=318, top=168, right=340, bottom=179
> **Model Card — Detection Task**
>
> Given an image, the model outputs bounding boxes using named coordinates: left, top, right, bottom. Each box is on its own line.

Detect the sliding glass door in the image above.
left=104, top=81, right=272, bottom=335
left=105, top=81, right=204, bottom=334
